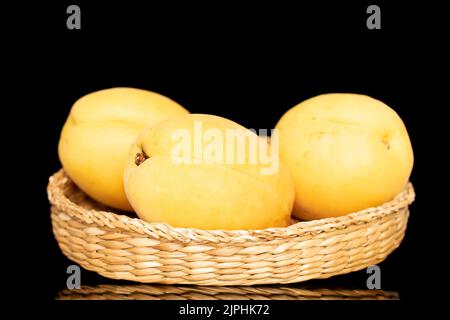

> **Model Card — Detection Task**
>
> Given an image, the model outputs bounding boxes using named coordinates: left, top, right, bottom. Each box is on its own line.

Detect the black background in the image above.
left=9, top=0, right=447, bottom=315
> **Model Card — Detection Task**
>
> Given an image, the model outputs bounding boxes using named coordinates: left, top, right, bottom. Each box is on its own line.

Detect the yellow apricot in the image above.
left=124, top=114, right=295, bottom=229
left=58, top=87, right=189, bottom=210
left=275, top=93, right=414, bottom=220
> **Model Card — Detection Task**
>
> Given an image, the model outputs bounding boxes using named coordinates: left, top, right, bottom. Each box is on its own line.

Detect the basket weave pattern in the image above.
left=48, top=169, right=415, bottom=285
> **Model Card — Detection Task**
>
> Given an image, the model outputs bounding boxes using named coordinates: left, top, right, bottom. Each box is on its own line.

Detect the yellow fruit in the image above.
left=275, top=93, right=413, bottom=220
left=58, top=87, right=189, bottom=211
left=124, top=114, right=295, bottom=230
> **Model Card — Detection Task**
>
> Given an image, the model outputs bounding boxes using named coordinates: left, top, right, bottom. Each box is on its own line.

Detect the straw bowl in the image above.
left=48, top=169, right=414, bottom=285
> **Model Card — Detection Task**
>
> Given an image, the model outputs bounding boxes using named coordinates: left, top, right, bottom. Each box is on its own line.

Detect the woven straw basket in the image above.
left=57, top=284, right=399, bottom=300
left=48, top=169, right=415, bottom=286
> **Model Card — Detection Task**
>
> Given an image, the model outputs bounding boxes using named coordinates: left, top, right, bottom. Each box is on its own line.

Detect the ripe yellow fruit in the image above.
left=58, top=87, right=189, bottom=211
left=275, top=93, right=413, bottom=220
left=124, top=114, right=295, bottom=230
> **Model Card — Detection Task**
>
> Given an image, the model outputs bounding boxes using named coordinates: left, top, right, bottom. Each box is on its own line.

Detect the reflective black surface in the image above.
left=15, top=1, right=442, bottom=308
left=57, top=283, right=399, bottom=300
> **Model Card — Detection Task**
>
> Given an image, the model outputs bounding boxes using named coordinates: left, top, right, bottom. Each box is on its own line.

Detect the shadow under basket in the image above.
left=48, top=169, right=415, bottom=286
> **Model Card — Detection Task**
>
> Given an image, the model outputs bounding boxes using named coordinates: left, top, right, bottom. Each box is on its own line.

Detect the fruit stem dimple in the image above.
left=135, top=151, right=149, bottom=166
left=382, top=138, right=390, bottom=150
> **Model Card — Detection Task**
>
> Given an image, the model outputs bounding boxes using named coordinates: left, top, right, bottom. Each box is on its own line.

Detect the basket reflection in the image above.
left=57, top=284, right=399, bottom=300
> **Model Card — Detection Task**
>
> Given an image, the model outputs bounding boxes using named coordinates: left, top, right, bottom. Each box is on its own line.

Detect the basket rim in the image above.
left=48, top=169, right=415, bottom=243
